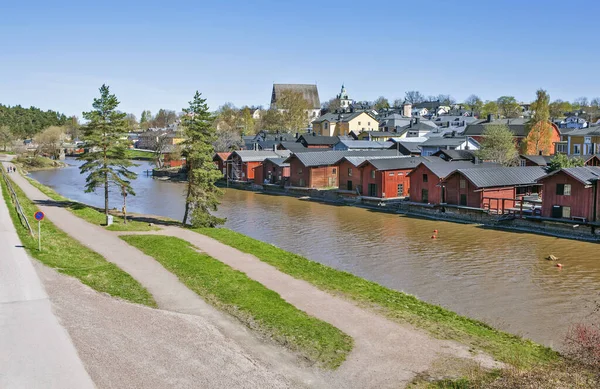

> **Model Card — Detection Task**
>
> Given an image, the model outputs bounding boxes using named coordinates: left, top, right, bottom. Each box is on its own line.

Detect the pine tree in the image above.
left=181, top=91, right=224, bottom=227
left=79, top=84, right=136, bottom=225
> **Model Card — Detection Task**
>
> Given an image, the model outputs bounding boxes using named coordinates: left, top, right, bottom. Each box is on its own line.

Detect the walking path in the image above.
left=0, top=176, right=95, bottom=389
left=4, top=161, right=501, bottom=388
left=2, top=161, right=324, bottom=387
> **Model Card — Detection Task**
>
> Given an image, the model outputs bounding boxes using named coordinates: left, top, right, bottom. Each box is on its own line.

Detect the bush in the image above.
left=564, top=323, right=600, bottom=369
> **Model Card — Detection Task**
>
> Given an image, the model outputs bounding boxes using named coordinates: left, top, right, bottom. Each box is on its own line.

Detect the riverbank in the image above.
left=13, top=155, right=66, bottom=171
left=224, top=181, right=600, bottom=243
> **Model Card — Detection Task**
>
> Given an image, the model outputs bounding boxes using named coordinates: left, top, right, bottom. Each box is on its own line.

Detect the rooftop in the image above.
left=286, top=149, right=400, bottom=167
left=271, top=84, right=320, bottom=109
left=452, top=166, right=546, bottom=188
left=230, top=150, right=291, bottom=162
left=538, top=166, right=600, bottom=185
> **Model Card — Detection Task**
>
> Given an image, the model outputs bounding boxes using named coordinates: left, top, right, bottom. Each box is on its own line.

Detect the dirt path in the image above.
left=6, top=162, right=502, bottom=388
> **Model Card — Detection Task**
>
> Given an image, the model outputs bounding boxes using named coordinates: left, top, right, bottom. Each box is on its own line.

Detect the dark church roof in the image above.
left=271, top=84, right=320, bottom=109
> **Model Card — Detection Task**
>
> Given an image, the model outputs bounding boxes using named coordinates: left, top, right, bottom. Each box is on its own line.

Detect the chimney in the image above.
left=273, top=144, right=277, bottom=151
left=312, top=132, right=316, bottom=136
left=295, top=132, right=299, bottom=139
left=415, top=117, right=420, bottom=125
left=403, top=102, right=412, bottom=118
left=487, top=114, right=494, bottom=123
left=451, top=130, right=457, bottom=137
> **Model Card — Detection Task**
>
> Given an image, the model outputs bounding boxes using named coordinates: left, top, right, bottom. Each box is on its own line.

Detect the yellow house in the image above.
left=312, top=111, right=378, bottom=137
left=565, top=127, right=600, bottom=156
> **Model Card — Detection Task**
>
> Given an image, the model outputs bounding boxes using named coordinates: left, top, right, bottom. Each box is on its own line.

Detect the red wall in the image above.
left=253, top=163, right=264, bottom=185
left=260, top=160, right=290, bottom=185
left=309, top=166, right=338, bottom=188
left=445, top=172, right=518, bottom=211
left=338, top=160, right=360, bottom=191
left=539, top=172, right=600, bottom=220
left=408, top=164, right=443, bottom=204
left=382, top=169, right=412, bottom=198
left=289, top=157, right=307, bottom=187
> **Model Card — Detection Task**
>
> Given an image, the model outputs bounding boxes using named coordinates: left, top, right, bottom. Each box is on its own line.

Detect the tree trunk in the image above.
left=182, top=163, right=192, bottom=226
left=104, top=172, right=109, bottom=225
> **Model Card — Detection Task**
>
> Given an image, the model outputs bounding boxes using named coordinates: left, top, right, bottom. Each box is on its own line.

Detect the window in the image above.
left=332, top=168, right=337, bottom=175
left=397, top=183, right=404, bottom=195
left=562, top=206, right=571, bottom=218
left=348, top=168, right=352, bottom=176
left=298, top=168, right=303, bottom=174
left=556, top=184, right=571, bottom=196
left=299, top=178, right=305, bottom=186
left=389, top=172, right=394, bottom=176
left=585, top=136, right=592, bottom=143
left=368, top=122, right=371, bottom=126
left=556, top=143, right=568, bottom=153
left=358, top=121, right=361, bottom=125
left=324, top=122, right=328, bottom=129
left=371, top=170, right=376, bottom=179
left=574, top=144, right=581, bottom=155
left=460, top=179, right=466, bottom=189
left=423, top=174, right=428, bottom=183
left=421, top=189, right=429, bottom=203
left=520, top=159, right=527, bottom=167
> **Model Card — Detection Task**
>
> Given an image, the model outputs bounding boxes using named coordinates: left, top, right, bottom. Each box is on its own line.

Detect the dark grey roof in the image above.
left=463, top=118, right=528, bottom=136
left=272, top=84, right=320, bottom=109
left=264, top=157, right=290, bottom=167
left=279, top=141, right=308, bottom=152
left=453, top=166, right=546, bottom=188
left=335, top=140, right=394, bottom=149
left=230, top=150, right=291, bottom=162
left=538, top=166, right=600, bottom=185
left=433, top=149, right=475, bottom=161
left=394, top=140, right=421, bottom=153
left=286, top=150, right=400, bottom=167
left=360, top=156, right=428, bottom=170
left=297, top=135, right=339, bottom=146
left=414, top=160, right=497, bottom=178
left=339, top=155, right=402, bottom=167
left=357, top=131, right=397, bottom=138
left=520, top=155, right=554, bottom=166
left=414, top=101, right=441, bottom=110
left=565, top=125, right=600, bottom=136
left=419, top=137, right=468, bottom=147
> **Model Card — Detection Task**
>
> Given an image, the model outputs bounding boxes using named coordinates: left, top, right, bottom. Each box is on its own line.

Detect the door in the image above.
left=347, top=180, right=353, bottom=191
left=368, top=183, right=377, bottom=197
left=552, top=205, right=562, bottom=218
left=421, top=189, right=429, bottom=203
left=460, top=194, right=467, bottom=206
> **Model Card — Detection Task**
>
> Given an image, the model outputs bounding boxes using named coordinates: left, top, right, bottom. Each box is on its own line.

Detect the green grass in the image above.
left=14, top=155, right=63, bottom=170
left=124, top=149, right=155, bottom=160
left=25, top=176, right=158, bottom=232
left=196, top=227, right=558, bottom=368
left=120, top=234, right=353, bottom=369
left=1, top=172, right=156, bottom=307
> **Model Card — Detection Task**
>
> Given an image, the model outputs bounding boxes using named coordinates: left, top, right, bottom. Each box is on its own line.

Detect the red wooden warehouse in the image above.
left=357, top=157, right=424, bottom=198
left=536, top=166, right=600, bottom=221
left=443, top=167, right=545, bottom=213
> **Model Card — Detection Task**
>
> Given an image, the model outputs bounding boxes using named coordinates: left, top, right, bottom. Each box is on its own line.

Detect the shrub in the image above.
left=564, top=323, right=600, bottom=369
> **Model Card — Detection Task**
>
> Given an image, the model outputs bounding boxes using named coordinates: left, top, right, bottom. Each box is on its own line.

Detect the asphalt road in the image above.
left=0, top=175, right=95, bottom=388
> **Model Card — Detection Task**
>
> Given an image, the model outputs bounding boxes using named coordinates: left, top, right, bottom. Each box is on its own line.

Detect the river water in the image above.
left=30, top=158, right=600, bottom=348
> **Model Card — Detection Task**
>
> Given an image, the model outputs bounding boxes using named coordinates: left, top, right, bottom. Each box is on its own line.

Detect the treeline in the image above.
left=0, top=104, right=68, bottom=138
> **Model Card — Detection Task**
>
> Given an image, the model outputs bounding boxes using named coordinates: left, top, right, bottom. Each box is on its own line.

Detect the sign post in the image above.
left=34, top=211, right=45, bottom=251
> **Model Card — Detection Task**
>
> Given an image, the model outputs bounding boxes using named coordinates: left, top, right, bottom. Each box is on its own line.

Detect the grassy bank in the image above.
left=14, top=155, right=64, bottom=170
left=24, top=175, right=157, bottom=232
left=124, top=149, right=154, bottom=160
left=1, top=172, right=156, bottom=307
left=196, top=227, right=557, bottom=368
left=121, top=234, right=353, bottom=369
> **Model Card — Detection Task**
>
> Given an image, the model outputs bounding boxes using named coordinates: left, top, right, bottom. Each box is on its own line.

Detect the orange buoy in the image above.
left=431, top=235, right=437, bottom=239
left=557, top=263, right=563, bottom=268
left=433, top=229, right=438, bottom=233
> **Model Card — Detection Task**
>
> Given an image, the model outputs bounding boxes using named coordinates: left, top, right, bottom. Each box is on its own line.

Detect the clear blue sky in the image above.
left=1, top=0, right=599, bottom=118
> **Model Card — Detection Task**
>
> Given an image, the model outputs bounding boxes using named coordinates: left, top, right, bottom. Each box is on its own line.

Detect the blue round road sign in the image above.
left=34, top=211, right=45, bottom=221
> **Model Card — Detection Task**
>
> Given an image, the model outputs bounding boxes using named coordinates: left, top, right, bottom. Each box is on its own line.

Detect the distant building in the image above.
left=418, top=136, right=480, bottom=157
left=336, top=84, right=353, bottom=109
left=312, top=111, right=378, bottom=137
left=271, top=83, right=321, bottom=124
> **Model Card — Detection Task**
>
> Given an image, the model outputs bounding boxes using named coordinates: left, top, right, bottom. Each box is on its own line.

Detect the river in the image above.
left=30, top=158, right=600, bottom=348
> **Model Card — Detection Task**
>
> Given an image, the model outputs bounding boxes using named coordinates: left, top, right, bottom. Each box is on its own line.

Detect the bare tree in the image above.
left=35, top=126, right=66, bottom=159
left=404, top=91, right=425, bottom=104
left=213, top=128, right=243, bottom=152
left=153, top=133, right=172, bottom=168
left=0, top=125, right=13, bottom=152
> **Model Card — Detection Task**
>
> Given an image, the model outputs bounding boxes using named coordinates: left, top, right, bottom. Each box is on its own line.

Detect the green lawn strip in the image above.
left=124, top=149, right=154, bottom=160
left=195, top=227, right=558, bottom=368
left=120, top=234, right=353, bottom=369
left=1, top=173, right=156, bottom=307
left=24, top=175, right=157, bottom=231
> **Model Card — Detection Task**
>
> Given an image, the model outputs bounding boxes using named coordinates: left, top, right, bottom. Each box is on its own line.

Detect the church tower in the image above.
left=336, top=84, right=352, bottom=108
